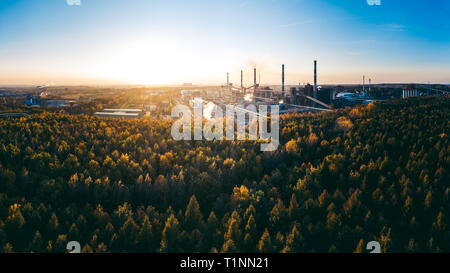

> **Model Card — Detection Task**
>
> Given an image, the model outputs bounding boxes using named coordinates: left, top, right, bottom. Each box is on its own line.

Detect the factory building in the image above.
left=144, top=105, right=157, bottom=111
left=45, top=100, right=72, bottom=107
left=254, top=86, right=276, bottom=99
left=94, top=109, right=143, bottom=119
left=0, top=113, right=29, bottom=118
left=181, top=89, right=204, bottom=102
left=402, top=85, right=420, bottom=98
left=102, top=109, right=143, bottom=114
left=25, top=94, right=40, bottom=106
left=218, top=60, right=336, bottom=112
left=317, top=87, right=335, bottom=104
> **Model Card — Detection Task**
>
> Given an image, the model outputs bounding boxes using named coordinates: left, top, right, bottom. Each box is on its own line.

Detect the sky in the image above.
left=0, top=0, right=449, bottom=86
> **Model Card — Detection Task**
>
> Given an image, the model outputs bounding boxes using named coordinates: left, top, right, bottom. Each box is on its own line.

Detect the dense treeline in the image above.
left=0, top=97, right=448, bottom=253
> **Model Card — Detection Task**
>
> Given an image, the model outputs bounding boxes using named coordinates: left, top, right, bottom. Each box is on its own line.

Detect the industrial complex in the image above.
left=1, top=60, right=449, bottom=120
left=177, top=60, right=449, bottom=118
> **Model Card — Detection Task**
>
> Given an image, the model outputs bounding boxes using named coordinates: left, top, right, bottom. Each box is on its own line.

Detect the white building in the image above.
left=94, top=108, right=142, bottom=119
left=402, top=85, right=420, bottom=98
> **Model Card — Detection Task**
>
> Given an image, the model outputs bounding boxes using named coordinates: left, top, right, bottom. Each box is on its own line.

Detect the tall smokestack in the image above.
left=241, top=70, right=243, bottom=94
left=227, top=72, right=231, bottom=94
left=282, top=64, right=285, bottom=92
left=314, top=60, right=317, bottom=99
left=363, top=75, right=365, bottom=94
left=254, top=67, right=257, bottom=88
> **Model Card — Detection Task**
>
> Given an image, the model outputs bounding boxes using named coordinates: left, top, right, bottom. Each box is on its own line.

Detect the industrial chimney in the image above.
left=363, top=75, right=365, bottom=94
left=254, top=67, right=257, bottom=88
left=241, top=70, right=244, bottom=94
left=314, top=60, right=317, bottom=99
left=282, top=64, right=285, bottom=92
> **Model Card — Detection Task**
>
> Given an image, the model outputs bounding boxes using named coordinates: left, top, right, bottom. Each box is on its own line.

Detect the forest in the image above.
left=0, top=97, right=448, bottom=253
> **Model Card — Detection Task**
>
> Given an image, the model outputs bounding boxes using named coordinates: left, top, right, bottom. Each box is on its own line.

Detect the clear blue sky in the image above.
left=0, top=0, right=449, bottom=85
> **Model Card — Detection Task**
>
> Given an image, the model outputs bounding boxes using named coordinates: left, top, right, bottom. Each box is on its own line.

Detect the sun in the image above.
left=88, top=36, right=233, bottom=86
left=95, top=38, right=191, bottom=85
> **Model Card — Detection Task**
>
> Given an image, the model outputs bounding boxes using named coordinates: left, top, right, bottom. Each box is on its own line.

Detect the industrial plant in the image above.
left=177, top=60, right=377, bottom=117
left=1, top=59, right=449, bottom=121
left=180, top=60, right=449, bottom=117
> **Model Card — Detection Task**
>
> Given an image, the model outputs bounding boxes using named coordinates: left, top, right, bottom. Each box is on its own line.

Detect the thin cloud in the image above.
left=67, top=0, right=81, bottom=6
left=278, top=20, right=316, bottom=28
left=386, top=24, right=407, bottom=31
left=352, top=39, right=378, bottom=43
left=279, top=15, right=359, bottom=29
left=346, top=51, right=366, bottom=56
left=239, top=0, right=251, bottom=7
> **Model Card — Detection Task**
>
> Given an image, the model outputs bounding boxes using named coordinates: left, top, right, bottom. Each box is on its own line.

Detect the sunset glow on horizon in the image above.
left=0, top=0, right=449, bottom=86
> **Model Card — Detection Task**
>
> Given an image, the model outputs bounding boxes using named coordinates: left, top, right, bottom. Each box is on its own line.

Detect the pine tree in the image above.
left=243, top=204, right=256, bottom=223
left=243, top=233, right=255, bottom=252
left=354, top=239, right=364, bottom=253
left=138, top=216, right=154, bottom=252
left=185, top=195, right=203, bottom=231
left=68, top=223, right=80, bottom=241
left=29, top=231, right=44, bottom=253
left=160, top=214, right=180, bottom=253
left=206, top=211, right=220, bottom=248
left=283, top=224, right=303, bottom=252
left=245, top=214, right=256, bottom=234
left=224, top=211, right=242, bottom=247
left=81, top=244, right=94, bottom=253
left=119, top=217, right=139, bottom=250
left=406, top=238, right=418, bottom=252
left=221, top=239, right=237, bottom=253
left=48, top=213, right=59, bottom=234
left=274, top=232, right=285, bottom=252
left=0, top=219, right=5, bottom=248
left=257, top=229, right=273, bottom=253
left=288, top=194, right=300, bottom=220
left=207, top=211, right=219, bottom=233
left=380, top=226, right=392, bottom=253
left=95, top=242, right=108, bottom=253
left=2, top=242, right=14, bottom=253
left=55, top=235, right=68, bottom=252
left=269, top=199, right=289, bottom=232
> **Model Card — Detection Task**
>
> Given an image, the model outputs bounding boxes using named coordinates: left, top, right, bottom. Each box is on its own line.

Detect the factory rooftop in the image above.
left=0, top=113, right=30, bottom=118
left=94, top=108, right=143, bottom=119
left=102, top=109, right=143, bottom=113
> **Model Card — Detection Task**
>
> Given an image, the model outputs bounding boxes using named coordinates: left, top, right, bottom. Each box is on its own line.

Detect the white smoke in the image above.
left=67, top=0, right=81, bottom=6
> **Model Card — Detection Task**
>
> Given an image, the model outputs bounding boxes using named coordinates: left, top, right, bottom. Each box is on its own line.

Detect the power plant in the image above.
left=214, top=60, right=336, bottom=113
left=176, top=59, right=449, bottom=117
